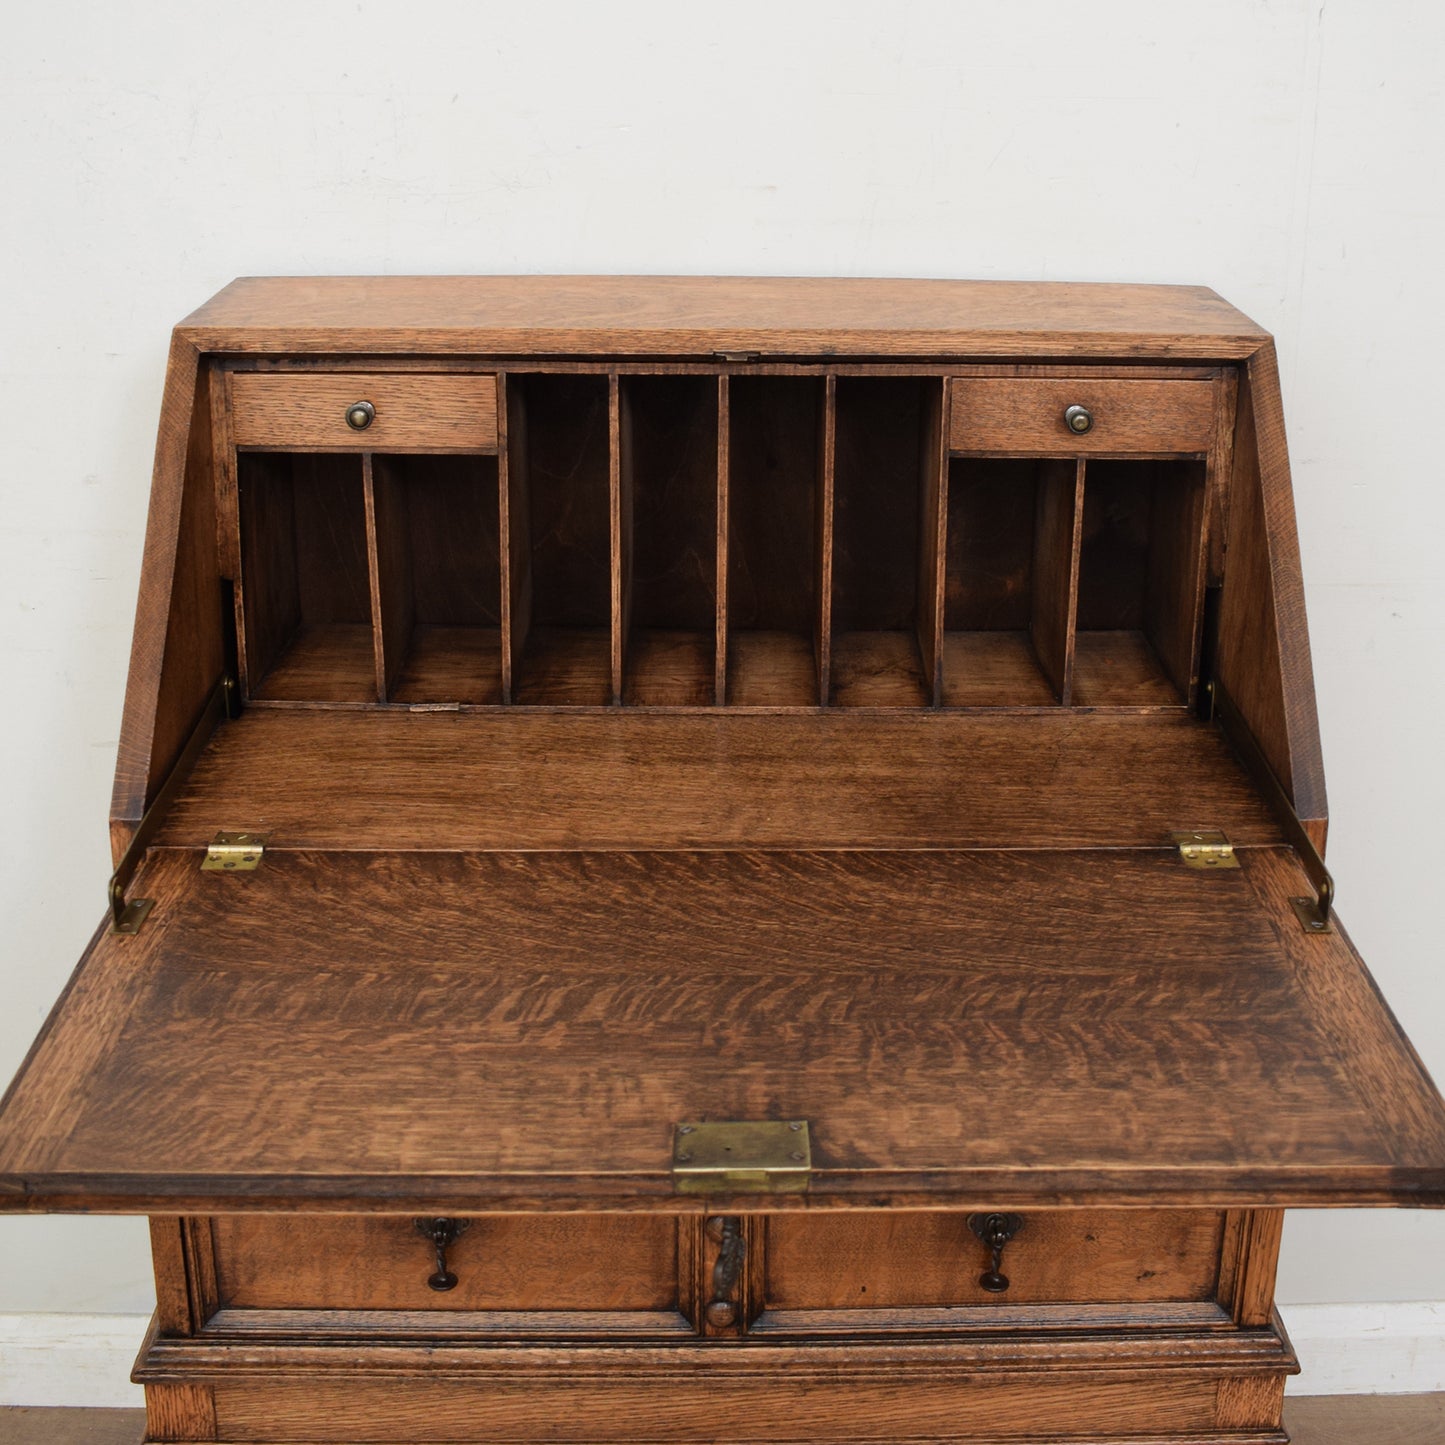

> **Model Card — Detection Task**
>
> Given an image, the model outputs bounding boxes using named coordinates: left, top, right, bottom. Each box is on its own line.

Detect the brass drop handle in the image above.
left=969, top=1212, right=1024, bottom=1293
left=705, top=1215, right=746, bottom=1328
left=346, top=400, right=376, bottom=431
left=414, top=1216, right=470, bottom=1291
left=1063, top=404, right=1093, bottom=435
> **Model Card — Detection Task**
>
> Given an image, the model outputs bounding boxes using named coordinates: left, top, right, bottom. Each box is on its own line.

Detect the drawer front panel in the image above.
left=210, top=1374, right=1239, bottom=1444
left=766, top=1210, right=1224, bottom=1308
left=950, top=376, right=1216, bottom=455
left=230, top=372, right=499, bottom=451
left=210, top=1214, right=678, bottom=1312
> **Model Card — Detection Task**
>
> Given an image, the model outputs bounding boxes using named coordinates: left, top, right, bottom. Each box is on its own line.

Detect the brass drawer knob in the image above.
left=346, top=400, right=376, bottom=431
left=1063, top=404, right=1093, bottom=434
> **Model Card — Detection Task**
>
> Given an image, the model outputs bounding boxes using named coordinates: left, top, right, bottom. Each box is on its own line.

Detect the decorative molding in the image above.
left=0, top=1305, right=1440, bottom=1405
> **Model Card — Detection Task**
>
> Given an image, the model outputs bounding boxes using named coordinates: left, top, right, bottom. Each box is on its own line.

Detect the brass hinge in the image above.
left=201, top=831, right=268, bottom=872
left=672, top=1120, right=811, bottom=1195
left=1172, top=829, right=1240, bottom=869
left=713, top=350, right=761, bottom=363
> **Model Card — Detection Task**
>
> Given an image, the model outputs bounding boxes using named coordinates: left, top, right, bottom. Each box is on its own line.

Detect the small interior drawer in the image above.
left=208, top=1214, right=679, bottom=1314
left=229, top=372, right=499, bottom=451
left=765, top=1210, right=1225, bottom=1311
left=949, top=376, right=1216, bottom=455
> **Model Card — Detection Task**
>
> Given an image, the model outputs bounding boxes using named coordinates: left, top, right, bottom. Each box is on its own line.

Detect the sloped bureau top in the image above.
left=178, top=275, right=1270, bottom=359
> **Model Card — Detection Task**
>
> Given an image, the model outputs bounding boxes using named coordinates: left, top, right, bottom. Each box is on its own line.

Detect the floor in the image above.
left=2, top=1397, right=1443, bottom=1443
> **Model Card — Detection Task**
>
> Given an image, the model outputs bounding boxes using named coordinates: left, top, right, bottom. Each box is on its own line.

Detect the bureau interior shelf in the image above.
left=233, top=369, right=1206, bottom=713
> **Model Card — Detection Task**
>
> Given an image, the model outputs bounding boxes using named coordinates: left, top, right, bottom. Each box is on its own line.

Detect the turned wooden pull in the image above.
left=414, top=1216, right=470, bottom=1291
left=969, top=1212, right=1024, bottom=1293
left=705, top=1216, right=745, bottom=1327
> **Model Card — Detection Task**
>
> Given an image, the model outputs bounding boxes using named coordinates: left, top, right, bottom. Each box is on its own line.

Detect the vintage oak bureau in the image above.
left=2, top=277, right=1443, bottom=1445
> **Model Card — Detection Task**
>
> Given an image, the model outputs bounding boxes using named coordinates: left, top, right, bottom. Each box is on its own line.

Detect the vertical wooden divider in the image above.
left=714, top=374, right=730, bottom=706
left=361, top=452, right=404, bottom=703
left=814, top=374, right=837, bottom=706
left=356, top=447, right=390, bottom=702
left=499, top=374, right=533, bottom=705
left=1030, top=457, right=1084, bottom=704
left=917, top=377, right=949, bottom=707
left=609, top=373, right=632, bottom=706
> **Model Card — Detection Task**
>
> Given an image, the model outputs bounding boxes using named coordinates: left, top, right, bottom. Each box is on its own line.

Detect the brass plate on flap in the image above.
left=672, top=1120, right=811, bottom=1195
left=201, top=831, right=269, bottom=872
left=1171, top=829, right=1239, bottom=869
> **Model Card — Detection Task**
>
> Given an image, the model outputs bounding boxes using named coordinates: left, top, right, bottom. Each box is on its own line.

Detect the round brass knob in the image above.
left=346, top=400, right=376, bottom=431
left=1064, top=404, right=1093, bottom=435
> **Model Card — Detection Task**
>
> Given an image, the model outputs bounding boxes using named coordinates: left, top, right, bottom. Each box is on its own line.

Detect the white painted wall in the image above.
left=1, top=0, right=1442, bottom=1396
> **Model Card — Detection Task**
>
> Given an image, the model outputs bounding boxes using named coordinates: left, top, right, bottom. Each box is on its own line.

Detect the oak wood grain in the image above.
left=229, top=372, right=497, bottom=452
left=3, top=847, right=1442, bottom=1211
left=110, top=342, right=225, bottom=861
left=153, top=710, right=1281, bottom=852
left=178, top=276, right=1271, bottom=358
left=950, top=375, right=1217, bottom=456
left=1214, top=344, right=1328, bottom=838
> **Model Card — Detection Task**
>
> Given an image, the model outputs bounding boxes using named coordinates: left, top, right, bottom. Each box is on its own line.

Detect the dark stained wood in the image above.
left=179, top=276, right=1271, bottom=358
left=1029, top=458, right=1083, bottom=702
left=619, top=376, right=718, bottom=706
left=765, top=1211, right=1224, bottom=1308
left=942, top=631, right=1058, bottom=707
left=950, top=375, right=1218, bottom=455
left=1215, top=343, right=1328, bottom=840
left=830, top=378, right=935, bottom=707
left=918, top=378, right=948, bottom=704
left=3, top=847, right=1443, bottom=1211
left=610, top=373, right=627, bottom=705
left=229, top=371, right=498, bottom=452
left=149, top=1216, right=193, bottom=1336
left=507, top=375, right=612, bottom=705
left=713, top=375, right=729, bottom=704
left=110, top=343, right=225, bottom=862
left=814, top=375, right=835, bottom=704
left=498, top=373, right=531, bottom=703
left=368, top=454, right=504, bottom=704
left=154, top=710, right=1281, bottom=852
left=1070, top=631, right=1180, bottom=708
left=727, top=377, right=824, bottom=706
left=829, top=631, right=929, bottom=707
left=364, top=454, right=409, bottom=699
left=1144, top=458, right=1209, bottom=699
left=237, top=452, right=374, bottom=702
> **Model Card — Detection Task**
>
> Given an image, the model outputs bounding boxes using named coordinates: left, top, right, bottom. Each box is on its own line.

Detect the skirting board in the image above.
left=0, top=1305, right=1441, bottom=1407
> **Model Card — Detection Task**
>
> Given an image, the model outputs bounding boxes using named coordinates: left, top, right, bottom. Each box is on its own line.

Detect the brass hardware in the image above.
left=201, top=831, right=268, bottom=872
left=672, top=1120, right=810, bottom=1195
left=345, top=400, right=375, bottom=430
left=1064, top=403, right=1094, bottom=434
left=110, top=672, right=238, bottom=934
left=969, top=1212, right=1024, bottom=1293
left=1209, top=682, right=1334, bottom=933
left=704, top=1216, right=746, bottom=1328
left=413, top=1217, right=470, bottom=1292
left=713, top=351, right=761, bottom=363
left=1172, top=829, right=1240, bottom=870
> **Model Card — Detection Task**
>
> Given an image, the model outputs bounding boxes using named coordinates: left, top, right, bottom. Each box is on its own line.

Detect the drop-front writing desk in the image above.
left=2, top=277, right=1443, bottom=1445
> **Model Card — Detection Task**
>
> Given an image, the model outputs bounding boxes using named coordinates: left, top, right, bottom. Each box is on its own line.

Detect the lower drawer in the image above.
left=208, top=1213, right=679, bottom=1313
left=765, top=1209, right=1226, bottom=1310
